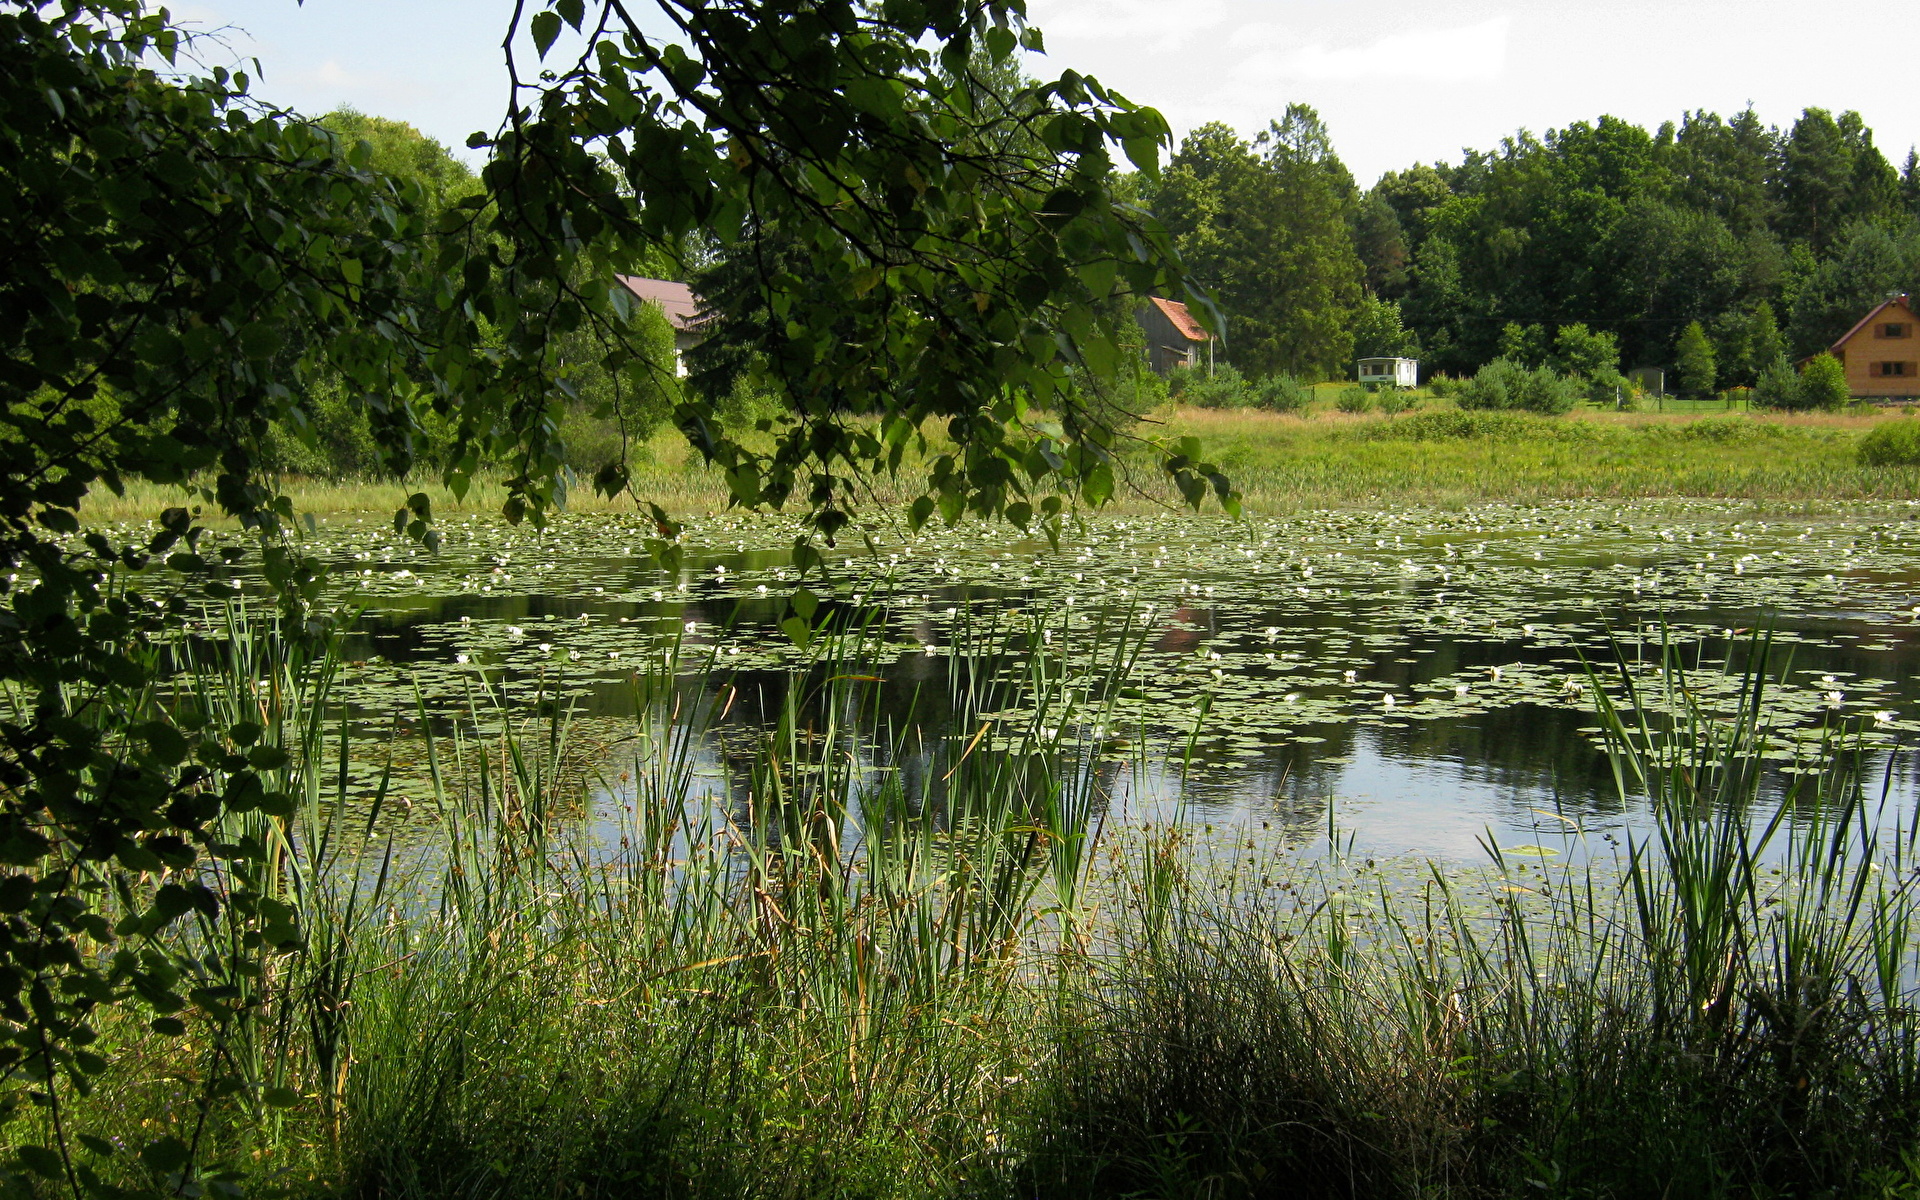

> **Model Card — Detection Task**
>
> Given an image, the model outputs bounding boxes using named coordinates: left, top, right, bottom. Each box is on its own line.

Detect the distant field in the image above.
left=79, top=404, right=1920, bottom=527
left=1128, top=404, right=1920, bottom=512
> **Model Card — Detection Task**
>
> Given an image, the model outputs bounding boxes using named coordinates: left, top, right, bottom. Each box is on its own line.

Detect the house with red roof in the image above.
left=615, top=276, right=710, bottom=376
left=1825, top=294, right=1920, bottom=399
left=1138, top=296, right=1213, bottom=376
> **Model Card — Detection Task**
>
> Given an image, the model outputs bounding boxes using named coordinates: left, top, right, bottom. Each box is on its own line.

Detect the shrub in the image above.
left=1800, top=353, right=1851, bottom=411
left=1335, top=386, right=1372, bottom=414
left=1457, top=358, right=1579, bottom=415
left=1425, top=373, right=1459, bottom=398
left=1377, top=388, right=1417, bottom=417
left=1859, top=418, right=1920, bottom=466
left=1253, top=373, right=1311, bottom=413
left=1174, top=363, right=1251, bottom=409
left=1374, top=407, right=1536, bottom=439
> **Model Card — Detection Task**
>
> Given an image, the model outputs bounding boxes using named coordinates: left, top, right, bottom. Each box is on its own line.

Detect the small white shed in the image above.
left=1357, top=357, right=1419, bottom=388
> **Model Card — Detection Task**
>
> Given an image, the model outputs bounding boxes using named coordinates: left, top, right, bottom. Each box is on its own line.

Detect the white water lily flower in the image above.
left=455, top=654, right=469, bottom=664
left=460, top=615, right=472, bottom=624
left=569, top=650, right=581, bottom=661
left=1489, top=666, right=1503, bottom=681
left=1284, top=693, right=1301, bottom=704
left=756, top=584, right=768, bottom=593
left=1874, top=710, right=1897, bottom=726
left=1381, top=694, right=1397, bottom=708
left=684, top=621, right=698, bottom=633
left=1263, top=626, right=1280, bottom=641
left=1454, top=685, right=1470, bottom=698
left=538, top=643, right=552, bottom=653
left=1826, top=691, right=1844, bottom=707
left=507, top=626, right=524, bottom=638
left=1343, top=669, right=1357, bottom=682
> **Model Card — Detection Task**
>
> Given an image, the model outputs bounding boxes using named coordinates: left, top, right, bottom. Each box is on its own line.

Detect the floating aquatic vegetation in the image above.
left=85, top=497, right=1920, bottom=852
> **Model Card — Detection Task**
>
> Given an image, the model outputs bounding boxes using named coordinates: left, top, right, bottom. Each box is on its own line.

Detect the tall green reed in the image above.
left=31, top=589, right=1137, bottom=1199
left=1036, top=633, right=1920, bottom=1198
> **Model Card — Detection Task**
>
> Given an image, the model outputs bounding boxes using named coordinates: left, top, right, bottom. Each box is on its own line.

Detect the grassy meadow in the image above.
left=77, top=401, right=1920, bottom=530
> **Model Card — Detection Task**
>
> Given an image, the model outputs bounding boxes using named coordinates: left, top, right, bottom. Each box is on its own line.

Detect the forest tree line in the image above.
left=278, top=99, right=1920, bottom=481
left=1139, top=103, right=1920, bottom=395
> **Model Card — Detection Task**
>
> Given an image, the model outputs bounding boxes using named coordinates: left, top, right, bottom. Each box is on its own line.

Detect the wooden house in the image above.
left=1356, top=357, right=1418, bottom=388
left=1824, top=295, right=1920, bottom=399
left=1138, top=296, right=1212, bottom=376
left=615, top=276, right=709, bottom=376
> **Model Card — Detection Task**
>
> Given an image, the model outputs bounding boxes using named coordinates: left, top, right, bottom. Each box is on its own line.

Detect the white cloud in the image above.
left=1233, top=17, right=1511, bottom=85
left=1028, top=0, right=1231, bottom=52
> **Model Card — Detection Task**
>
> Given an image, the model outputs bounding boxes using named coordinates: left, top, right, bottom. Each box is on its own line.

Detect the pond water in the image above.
left=183, top=498, right=1920, bottom=860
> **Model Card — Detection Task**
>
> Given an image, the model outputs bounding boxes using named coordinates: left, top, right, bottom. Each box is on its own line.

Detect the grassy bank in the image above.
left=12, top=608, right=1920, bottom=1200
left=78, top=408, right=1920, bottom=531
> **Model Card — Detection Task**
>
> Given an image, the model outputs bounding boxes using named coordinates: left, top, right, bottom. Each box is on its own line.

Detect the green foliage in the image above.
left=1859, top=417, right=1920, bottom=465
left=1498, top=321, right=1553, bottom=367
left=1364, top=409, right=1585, bottom=442
left=315, top=107, right=478, bottom=215
left=1457, top=358, right=1581, bottom=414
left=1754, top=357, right=1806, bottom=409
left=1675, top=321, right=1719, bottom=398
left=1499, top=321, right=1623, bottom=402
left=1352, top=293, right=1419, bottom=359
left=1801, top=352, right=1853, bottom=410
left=1377, top=387, right=1417, bottom=416
left=1150, top=109, right=1365, bottom=379
left=1252, top=373, right=1311, bottom=413
left=0, top=0, right=1224, bottom=1187
left=1334, top=386, right=1372, bottom=414
left=1384, top=104, right=1906, bottom=379
left=1171, top=363, right=1251, bottom=409
left=1668, top=414, right=1786, bottom=443
left=1552, top=322, right=1622, bottom=380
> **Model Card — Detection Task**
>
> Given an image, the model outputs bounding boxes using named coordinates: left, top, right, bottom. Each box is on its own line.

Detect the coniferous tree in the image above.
left=1674, top=320, right=1718, bottom=397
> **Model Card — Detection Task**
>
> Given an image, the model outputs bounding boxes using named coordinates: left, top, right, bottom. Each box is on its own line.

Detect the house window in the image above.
left=1879, top=322, right=1912, bottom=338
left=1872, top=361, right=1914, bottom=377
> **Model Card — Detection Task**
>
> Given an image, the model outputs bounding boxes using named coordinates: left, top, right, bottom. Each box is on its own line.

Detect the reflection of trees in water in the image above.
left=693, top=658, right=1124, bottom=855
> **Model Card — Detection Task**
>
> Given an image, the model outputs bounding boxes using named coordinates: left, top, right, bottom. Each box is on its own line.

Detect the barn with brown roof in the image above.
left=1138, top=296, right=1212, bottom=377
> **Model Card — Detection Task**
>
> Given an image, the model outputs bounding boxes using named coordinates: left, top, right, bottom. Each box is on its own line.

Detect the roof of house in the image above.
left=1829, top=294, right=1916, bottom=354
left=615, top=276, right=707, bottom=331
left=1147, top=295, right=1210, bottom=343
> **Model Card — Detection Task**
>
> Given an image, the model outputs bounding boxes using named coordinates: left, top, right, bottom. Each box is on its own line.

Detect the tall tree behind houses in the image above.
left=1152, top=107, right=1364, bottom=379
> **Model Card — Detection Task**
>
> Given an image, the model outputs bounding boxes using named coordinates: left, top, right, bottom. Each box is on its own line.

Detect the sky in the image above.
left=185, top=0, right=1920, bottom=187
